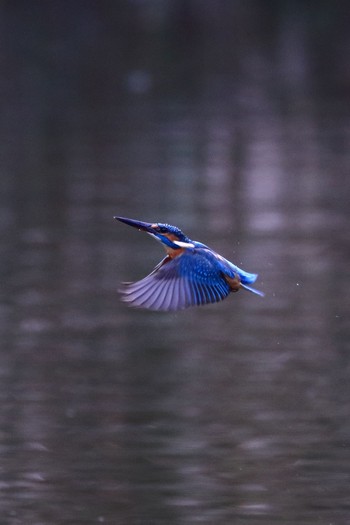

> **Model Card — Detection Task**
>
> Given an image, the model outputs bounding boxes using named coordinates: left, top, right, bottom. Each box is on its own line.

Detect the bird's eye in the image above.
left=158, top=226, right=168, bottom=233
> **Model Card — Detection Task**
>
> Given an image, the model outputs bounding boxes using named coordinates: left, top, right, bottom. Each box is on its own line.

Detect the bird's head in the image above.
left=115, top=216, right=193, bottom=249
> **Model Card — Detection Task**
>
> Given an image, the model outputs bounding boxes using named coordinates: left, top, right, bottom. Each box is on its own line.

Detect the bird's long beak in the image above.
left=114, top=216, right=156, bottom=234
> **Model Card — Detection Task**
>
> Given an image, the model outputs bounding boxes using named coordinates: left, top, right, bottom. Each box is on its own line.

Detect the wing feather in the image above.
left=120, top=248, right=231, bottom=311
left=192, top=280, right=202, bottom=305
left=160, top=276, right=176, bottom=311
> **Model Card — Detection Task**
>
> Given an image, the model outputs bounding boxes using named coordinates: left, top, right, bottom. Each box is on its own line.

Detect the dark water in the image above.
left=1, top=3, right=350, bottom=524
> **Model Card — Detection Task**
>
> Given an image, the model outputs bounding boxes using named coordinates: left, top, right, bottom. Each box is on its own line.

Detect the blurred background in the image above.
left=1, top=1, right=349, bottom=524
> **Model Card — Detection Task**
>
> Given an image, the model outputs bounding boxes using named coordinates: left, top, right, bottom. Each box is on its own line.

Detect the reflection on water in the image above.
left=1, top=2, right=350, bottom=524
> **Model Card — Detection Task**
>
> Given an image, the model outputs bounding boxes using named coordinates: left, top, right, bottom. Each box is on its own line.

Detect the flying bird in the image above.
left=115, top=216, right=264, bottom=311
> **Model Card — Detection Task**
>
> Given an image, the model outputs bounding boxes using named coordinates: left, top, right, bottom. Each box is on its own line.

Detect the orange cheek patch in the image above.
left=167, top=233, right=178, bottom=241
left=160, top=232, right=179, bottom=242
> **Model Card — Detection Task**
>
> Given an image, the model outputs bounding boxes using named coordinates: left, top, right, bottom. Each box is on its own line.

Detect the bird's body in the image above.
left=115, top=216, right=264, bottom=311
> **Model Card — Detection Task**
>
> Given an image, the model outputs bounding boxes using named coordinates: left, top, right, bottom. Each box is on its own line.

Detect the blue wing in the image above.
left=120, top=249, right=231, bottom=311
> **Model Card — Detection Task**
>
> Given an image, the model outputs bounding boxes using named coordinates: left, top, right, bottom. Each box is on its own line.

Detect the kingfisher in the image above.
left=115, top=216, right=264, bottom=311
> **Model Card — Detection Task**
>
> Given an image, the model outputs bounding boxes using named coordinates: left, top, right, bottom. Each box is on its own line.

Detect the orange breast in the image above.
left=166, top=246, right=185, bottom=259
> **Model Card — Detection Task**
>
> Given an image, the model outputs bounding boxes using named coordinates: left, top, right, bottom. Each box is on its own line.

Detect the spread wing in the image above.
left=119, top=249, right=231, bottom=311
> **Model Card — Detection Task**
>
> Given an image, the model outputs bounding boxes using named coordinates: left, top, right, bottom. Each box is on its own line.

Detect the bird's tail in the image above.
left=234, top=267, right=258, bottom=284
left=241, top=283, right=265, bottom=297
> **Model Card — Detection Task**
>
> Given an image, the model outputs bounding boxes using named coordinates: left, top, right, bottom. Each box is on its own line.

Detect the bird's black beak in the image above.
left=114, top=216, right=156, bottom=234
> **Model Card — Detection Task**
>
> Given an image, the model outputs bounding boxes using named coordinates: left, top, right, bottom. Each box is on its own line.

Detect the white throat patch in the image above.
left=173, top=241, right=195, bottom=248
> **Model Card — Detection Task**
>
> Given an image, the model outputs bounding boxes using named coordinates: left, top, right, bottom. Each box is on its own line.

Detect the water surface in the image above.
left=0, top=3, right=349, bottom=524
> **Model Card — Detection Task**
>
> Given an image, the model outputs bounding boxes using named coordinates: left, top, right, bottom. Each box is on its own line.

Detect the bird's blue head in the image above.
left=115, top=216, right=192, bottom=249
left=152, top=223, right=190, bottom=243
